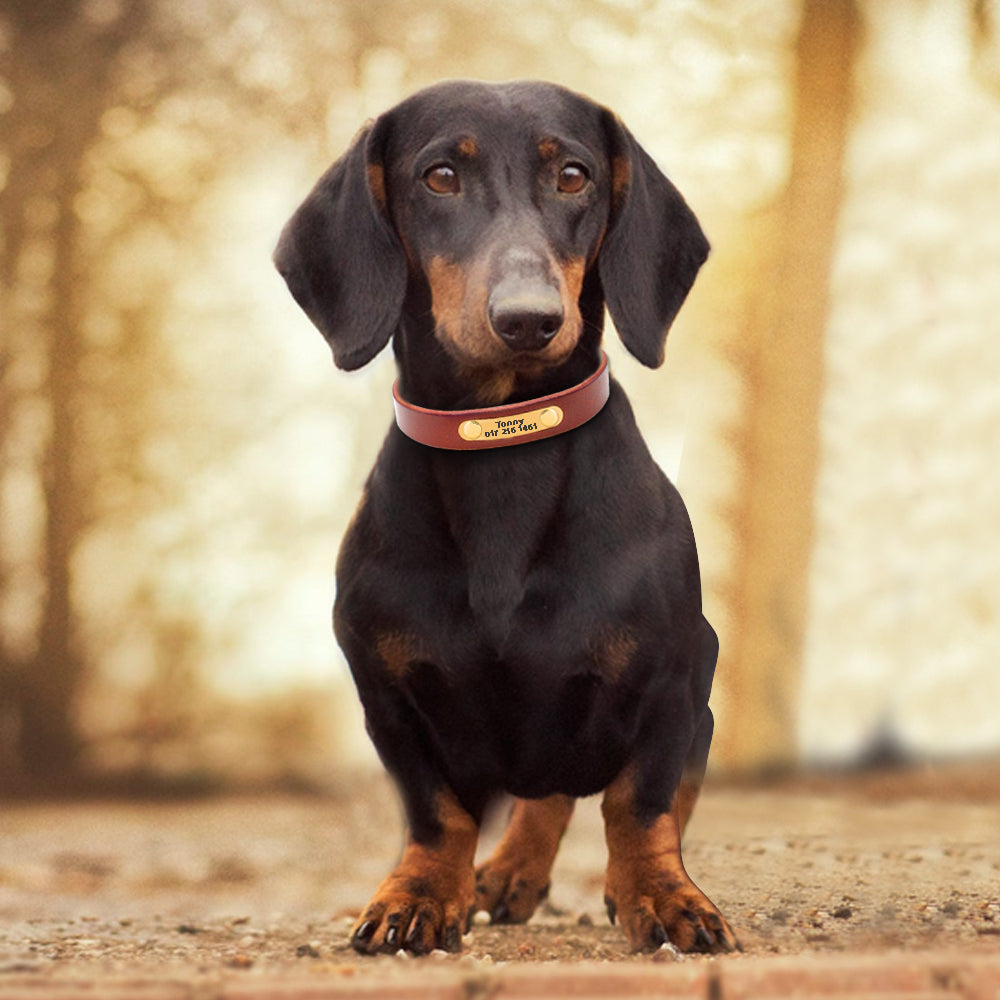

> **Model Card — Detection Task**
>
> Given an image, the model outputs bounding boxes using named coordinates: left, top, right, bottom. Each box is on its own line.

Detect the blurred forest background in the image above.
left=1, top=0, right=999, bottom=792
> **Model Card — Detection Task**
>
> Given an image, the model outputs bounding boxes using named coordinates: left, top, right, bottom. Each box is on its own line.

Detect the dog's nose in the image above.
left=488, top=281, right=564, bottom=352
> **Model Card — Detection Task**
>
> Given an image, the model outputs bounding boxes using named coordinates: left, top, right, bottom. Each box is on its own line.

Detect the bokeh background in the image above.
left=1, top=0, right=998, bottom=792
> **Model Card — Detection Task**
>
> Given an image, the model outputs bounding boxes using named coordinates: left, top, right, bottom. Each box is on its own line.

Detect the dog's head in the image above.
left=275, top=80, right=708, bottom=398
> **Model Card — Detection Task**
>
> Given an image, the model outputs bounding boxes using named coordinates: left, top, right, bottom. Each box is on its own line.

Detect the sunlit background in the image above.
left=1, top=0, right=998, bottom=790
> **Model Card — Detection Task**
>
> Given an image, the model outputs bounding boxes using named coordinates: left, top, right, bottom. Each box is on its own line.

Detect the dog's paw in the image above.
left=474, top=857, right=551, bottom=924
left=604, top=873, right=740, bottom=955
left=473, top=795, right=574, bottom=924
left=351, top=869, right=475, bottom=955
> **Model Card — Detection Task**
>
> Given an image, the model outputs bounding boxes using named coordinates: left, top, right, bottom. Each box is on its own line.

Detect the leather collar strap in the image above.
left=393, top=353, right=610, bottom=450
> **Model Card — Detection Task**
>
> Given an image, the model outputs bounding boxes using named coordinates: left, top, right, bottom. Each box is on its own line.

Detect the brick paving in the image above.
left=1, top=951, right=1000, bottom=1000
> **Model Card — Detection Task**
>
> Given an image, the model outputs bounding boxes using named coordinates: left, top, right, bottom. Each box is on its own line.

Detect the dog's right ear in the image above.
left=273, top=117, right=407, bottom=370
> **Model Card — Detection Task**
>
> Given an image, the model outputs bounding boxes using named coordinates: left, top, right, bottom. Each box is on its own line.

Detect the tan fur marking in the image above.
left=592, top=628, right=638, bottom=681
left=611, top=154, right=632, bottom=206
left=538, top=138, right=560, bottom=160
left=475, top=795, right=575, bottom=923
left=425, top=251, right=588, bottom=405
left=602, top=766, right=686, bottom=921
left=675, top=777, right=701, bottom=837
left=560, top=256, right=586, bottom=301
left=376, top=632, right=424, bottom=679
left=456, top=366, right=516, bottom=405
left=367, top=162, right=387, bottom=207
left=426, top=256, right=469, bottom=344
left=551, top=255, right=586, bottom=358
left=458, top=136, right=478, bottom=157
left=602, top=764, right=739, bottom=953
left=352, top=787, right=478, bottom=954
left=427, top=255, right=514, bottom=402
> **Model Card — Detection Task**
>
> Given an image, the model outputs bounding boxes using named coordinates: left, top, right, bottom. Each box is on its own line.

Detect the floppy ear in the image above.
left=273, top=117, right=407, bottom=370
left=598, top=113, right=710, bottom=368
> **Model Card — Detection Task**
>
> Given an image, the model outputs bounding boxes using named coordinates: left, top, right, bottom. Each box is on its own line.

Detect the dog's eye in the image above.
left=557, top=163, right=590, bottom=194
left=423, top=165, right=460, bottom=195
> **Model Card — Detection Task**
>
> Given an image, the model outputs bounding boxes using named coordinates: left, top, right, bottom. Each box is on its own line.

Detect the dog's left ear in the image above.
left=273, top=115, right=407, bottom=370
left=598, top=112, right=710, bottom=368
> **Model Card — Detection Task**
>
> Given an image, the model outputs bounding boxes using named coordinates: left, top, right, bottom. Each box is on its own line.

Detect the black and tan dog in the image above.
left=274, top=80, right=738, bottom=956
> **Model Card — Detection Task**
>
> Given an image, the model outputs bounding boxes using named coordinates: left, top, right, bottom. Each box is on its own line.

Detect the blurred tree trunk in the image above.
left=0, top=1, right=148, bottom=779
left=717, top=0, right=860, bottom=772
left=20, top=164, right=90, bottom=777
left=973, top=0, right=1000, bottom=93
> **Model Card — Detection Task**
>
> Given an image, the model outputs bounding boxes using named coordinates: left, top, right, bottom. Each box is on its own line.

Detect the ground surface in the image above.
left=1, top=765, right=998, bottom=997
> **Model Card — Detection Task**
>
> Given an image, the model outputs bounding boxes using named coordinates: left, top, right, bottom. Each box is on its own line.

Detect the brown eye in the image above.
left=424, top=164, right=460, bottom=195
left=557, top=163, right=589, bottom=194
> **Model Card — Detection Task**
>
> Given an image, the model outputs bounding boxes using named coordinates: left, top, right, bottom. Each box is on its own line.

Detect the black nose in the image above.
left=488, top=282, right=564, bottom=352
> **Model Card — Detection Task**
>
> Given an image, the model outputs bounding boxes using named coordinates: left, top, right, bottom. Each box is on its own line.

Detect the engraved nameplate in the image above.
left=458, top=405, right=564, bottom=442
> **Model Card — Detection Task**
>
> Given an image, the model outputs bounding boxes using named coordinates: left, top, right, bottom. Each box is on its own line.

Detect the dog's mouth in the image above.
left=456, top=313, right=583, bottom=403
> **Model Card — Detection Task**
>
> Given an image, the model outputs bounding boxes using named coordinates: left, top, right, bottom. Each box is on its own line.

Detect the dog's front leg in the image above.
left=351, top=784, right=478, bottom=955
left=339, top=622, right=480, bottom=956
left=475, top=794, right=575, bottom=924
left=602, top=762, right=739, bottom=954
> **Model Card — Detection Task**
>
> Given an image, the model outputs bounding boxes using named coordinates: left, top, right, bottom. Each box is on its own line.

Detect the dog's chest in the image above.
left=428, top=441, right=571, bottom=644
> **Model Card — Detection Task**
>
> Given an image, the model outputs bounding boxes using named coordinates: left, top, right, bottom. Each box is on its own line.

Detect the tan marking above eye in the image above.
left=424, top=164, right=460, bottom=195
left=538, top=138, right=560, bottom=160
left=557, top=163, right=590, bottom=194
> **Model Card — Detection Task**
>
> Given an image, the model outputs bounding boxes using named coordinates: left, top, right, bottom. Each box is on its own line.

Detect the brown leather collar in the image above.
left=392, top=353, right=610, bottom=450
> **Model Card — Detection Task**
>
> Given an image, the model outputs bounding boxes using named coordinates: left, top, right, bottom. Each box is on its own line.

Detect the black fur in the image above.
left=598, top=111, right=710, bottom=367
left=274, top=116, right=407, bottom=369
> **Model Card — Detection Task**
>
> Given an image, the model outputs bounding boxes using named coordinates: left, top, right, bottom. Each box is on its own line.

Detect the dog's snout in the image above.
left=488, top=280, right=564, bottom=352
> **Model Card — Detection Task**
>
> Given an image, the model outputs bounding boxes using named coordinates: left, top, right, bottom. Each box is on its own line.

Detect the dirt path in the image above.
left=1, top=767, right=998, bottom=995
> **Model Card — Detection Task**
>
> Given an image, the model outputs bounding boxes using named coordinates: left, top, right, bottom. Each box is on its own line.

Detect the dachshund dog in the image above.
left=275, top=80, right=738, bottom=956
